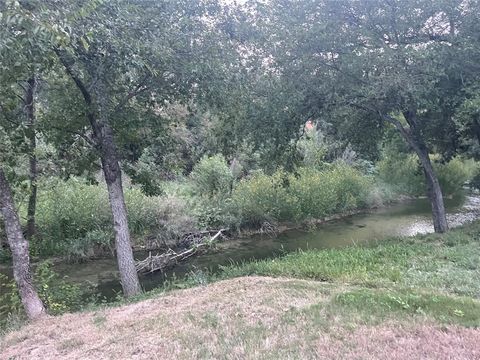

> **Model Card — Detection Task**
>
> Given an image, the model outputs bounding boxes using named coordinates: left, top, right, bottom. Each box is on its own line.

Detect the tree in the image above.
left=251, top=0, right=480, bottom=232
left=0, top=169, right=46, bottom=319
left=4, top=0, right=239, bottom=296
left=0, top=0, right=50, bottom=317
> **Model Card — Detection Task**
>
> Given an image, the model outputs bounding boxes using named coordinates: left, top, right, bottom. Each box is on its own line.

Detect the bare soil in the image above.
left=1, top=276, right=479, bottom=359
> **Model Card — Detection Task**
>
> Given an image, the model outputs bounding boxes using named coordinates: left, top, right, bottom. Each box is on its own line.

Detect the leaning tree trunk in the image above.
left=24, top=77, right=38, bottom=240
left=0, top=168, right=45, bottom=319
left=56, top=50, right=142, bottom=297
left=97, top=123, right=141, bottom=297
left=387, top=110, right=448, bottom=233
left=416, top=148, right=449, bottom=233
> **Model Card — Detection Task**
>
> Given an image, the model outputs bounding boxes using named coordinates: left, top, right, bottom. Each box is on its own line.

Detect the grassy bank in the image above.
left=220, top=221, right=480, bottom=300
left=2, top=221, right=480, bottom=359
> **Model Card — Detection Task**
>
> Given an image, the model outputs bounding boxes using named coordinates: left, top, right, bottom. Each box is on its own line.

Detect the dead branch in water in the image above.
left=135, top=229, right=227, bottom=274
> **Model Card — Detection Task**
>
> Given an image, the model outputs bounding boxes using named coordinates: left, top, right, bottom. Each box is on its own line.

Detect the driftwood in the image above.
left=135, top=229, right=227, bottom=274
left=259, top=221, right=278, bottom=236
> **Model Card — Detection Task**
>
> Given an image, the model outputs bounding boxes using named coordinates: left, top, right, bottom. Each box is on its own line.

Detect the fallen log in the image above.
left=135, top=229, right=227, bottom=274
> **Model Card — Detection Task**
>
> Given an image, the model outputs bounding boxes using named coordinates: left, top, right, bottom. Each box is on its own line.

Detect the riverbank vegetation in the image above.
left=3, top=148, right=477, bottom=261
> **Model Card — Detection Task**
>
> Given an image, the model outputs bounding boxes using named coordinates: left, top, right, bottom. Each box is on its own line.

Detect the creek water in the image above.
left=2, top=194, right=480, bottom=300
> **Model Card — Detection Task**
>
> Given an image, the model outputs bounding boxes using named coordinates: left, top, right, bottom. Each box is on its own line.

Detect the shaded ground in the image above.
left=1, top=276, right=479, bottom=359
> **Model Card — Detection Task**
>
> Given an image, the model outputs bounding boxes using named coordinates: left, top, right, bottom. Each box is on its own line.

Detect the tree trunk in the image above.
left=98, top=123, right=142, bottom=297
left=391, top=110, right=448, bottom=233
left=416, top=149, right=448, bottom=233
left=25, top=77, right=37, bottom=240
left=0, top=168, right=45, bottom=319
left=56, top=50, right=141, bottom=297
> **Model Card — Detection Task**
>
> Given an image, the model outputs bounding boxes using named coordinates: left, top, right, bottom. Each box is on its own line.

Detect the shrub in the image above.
left=194, top=197, right=240, bottom=230
left=288, top=168, right=337, bottom=218
left=296, top=130, right=328, bottom=169
left=329, top=165, right=373, bottom=211
left=34, top=261, right=86, bottom=314
left=32, top=177, right=198, bottom=258
left=1, top=261, right=89, bottom=324
left=134, top=194, right=198, bottom=248
left=33, top=178, right=112, bottom=257
left=435, top=157, right=478, bottom=195
left=289, top=166, right=374, bottom=219
left=231, top=166, right=375, bottom=227
left=470, top=172, right=480, bottom=190
left=377, top=153, right=425, bottom=195
left=377, top=151, right=478, bottom=197
left=0, top=273, right=22, bottom=322
left=190, top=154, right=233, bottom=198
left=232, top=170, right=300, bottom=226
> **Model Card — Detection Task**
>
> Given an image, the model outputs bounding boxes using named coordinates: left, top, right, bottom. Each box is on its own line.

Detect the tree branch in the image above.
left=112, top=76, right=150, bottom=116
left=54, top=48, right=100, bottom=141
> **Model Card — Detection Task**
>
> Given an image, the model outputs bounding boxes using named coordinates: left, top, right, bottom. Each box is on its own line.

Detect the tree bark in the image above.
left=416, top=148, right=449, bottom=233
left=24, top=77, right=37, bottom=240
left=0, top=168, right=46, bottom=319
left=56, top=50, right=141, bottom=297
left=98, top=123, right=142, bottom=297
left=384, top=111, right=448, bottom=233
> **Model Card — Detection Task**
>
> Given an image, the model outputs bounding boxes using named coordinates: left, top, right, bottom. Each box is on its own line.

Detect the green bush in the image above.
left=288, top=168, right=337, bottom=218
left=289, top=166, right=373, bottom=219
left=194, top=197, right=240, bottom=230
left=231, top=166, right=375, bottom=226
left=328, top=165, right=373, bottom=211
left=34, top=261, right=86, bottom=315
left=33, top=178, right=112, bottom=257
left=0, top=273, right=22, bottom=322
left=470, top=172, right=480, bottom=190
left=190, top=154, right=233, bottom=198
left=377, top=153, right=425, bottom=195
left=232, top=170, right=301, bottom=226
left=32, top=178, right=197, bottom=258
left=296, top=130, right=328, bottom=169
left=435, top=157, right=478, bottom=195
left=377, top=153, right=478, bottom=196
left=1, top=261, right=89, bottom=324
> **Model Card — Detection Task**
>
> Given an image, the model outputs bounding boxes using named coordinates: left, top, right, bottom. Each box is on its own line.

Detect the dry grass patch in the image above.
left=0, top=277, right=326, bottom=359
left=1, top=276, right=479, bottom=360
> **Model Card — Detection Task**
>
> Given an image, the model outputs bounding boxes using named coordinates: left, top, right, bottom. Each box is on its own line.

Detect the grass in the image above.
left=2, top=277, right=479, bottom=359
left=219, top=221, right=480, bottom=299
left=332, top=289, right=480, bottom=327
left=1, top=222, right=480, bottom=358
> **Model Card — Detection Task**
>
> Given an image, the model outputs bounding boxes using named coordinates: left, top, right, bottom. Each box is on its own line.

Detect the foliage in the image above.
left=454, top=87, right=480, bottom=160
left=296, top=129, right=328, bottom=170
left=377, top=153, right=425, bottom=196
left=470, top=172, right=480, bottom=191
left=435, top=157, right=478, bottom=195
left=0, top=273, right=22, bottom=322
left=378, top=153, right=478, bottom=196
left=231, top=170, right=300, bottom=227
left=34, top=261, right=85, bottom=315
left=231, top=165, right=375, bottom=227
left=290, top=165, right=375, bottom=218
left=30, top=177, right=197, bottom=258
left=0, top=261, right=89, bottom=324
left=194, top=197, right=240, bottom=230
left=190, top=155, right=233, bottom=198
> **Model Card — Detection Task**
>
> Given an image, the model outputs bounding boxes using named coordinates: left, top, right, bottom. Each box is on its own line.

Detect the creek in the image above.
left=2, top=195, right=480, bottom=300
